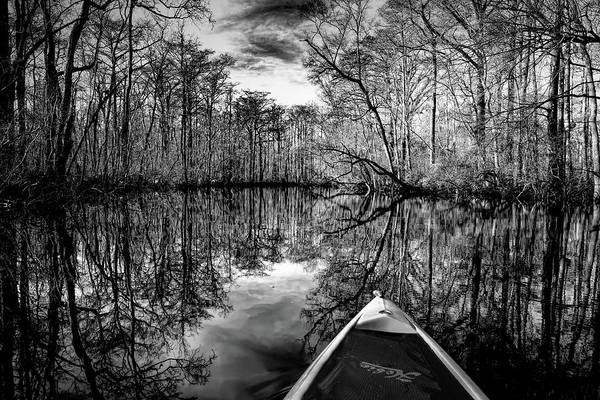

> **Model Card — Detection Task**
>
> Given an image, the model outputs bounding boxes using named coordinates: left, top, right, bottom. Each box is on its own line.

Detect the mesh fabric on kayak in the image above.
left=302, top=329, right=473, bottom=400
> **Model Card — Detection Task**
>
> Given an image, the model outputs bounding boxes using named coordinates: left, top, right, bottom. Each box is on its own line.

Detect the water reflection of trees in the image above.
left=303, top=198, right=600, bottom=399
left=3, top=190, right=600, bottom=399
left=0, top=188, right=323, bottom=399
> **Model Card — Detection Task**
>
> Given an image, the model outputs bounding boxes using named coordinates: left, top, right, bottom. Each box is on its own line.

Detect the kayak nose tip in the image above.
left=373, top=290, right=382, bottom=298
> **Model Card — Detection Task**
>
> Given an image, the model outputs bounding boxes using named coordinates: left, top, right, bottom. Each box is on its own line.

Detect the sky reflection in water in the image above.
left=184, top=262, right=317, bottom=399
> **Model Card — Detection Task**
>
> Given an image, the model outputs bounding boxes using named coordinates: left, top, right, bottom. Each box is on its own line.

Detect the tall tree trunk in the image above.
left=42, top=0, right=92, bottom=179
left=475, top=64, right=486, bottom=168
left=13, top=0, right=30, bottom=171
left=181, top=44, right=189, bottom=184
left=507, top=53, right=515, bottom=173
left=41, top=0, right=61, bottom=178
left=565, top=43, right=573, bottom=180
left=0, top=0, right=14, bottom=177
left=582, top=44, right=600, bottom=198
left=207, top=100, right=214, bottom=182
left=120, top=0, right=135, bottom=177
left=517, top=33, right=531, bottom=182
left=430, top=39, right=437, bottom=166
left=56, top=0, right=92, bottom=178
left=547, top=9, right=565, bottom=201
left=583, top=82, right=591, bottom=184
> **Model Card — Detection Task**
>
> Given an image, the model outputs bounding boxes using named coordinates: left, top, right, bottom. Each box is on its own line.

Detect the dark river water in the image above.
left=0, top=188, right=599, bottom=399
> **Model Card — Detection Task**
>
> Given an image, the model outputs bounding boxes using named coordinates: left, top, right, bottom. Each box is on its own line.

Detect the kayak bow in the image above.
left=285, top=292, right=489, bottom=400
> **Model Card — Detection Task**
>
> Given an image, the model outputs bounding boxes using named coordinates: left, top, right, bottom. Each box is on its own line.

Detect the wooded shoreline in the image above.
left=3, top=0, right=600, bottom=208
left=0, top=175, right=593, bottom=212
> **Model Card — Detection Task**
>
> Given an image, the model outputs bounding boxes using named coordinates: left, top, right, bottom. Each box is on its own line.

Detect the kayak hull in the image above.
left=285, top=294, right=489, bottom=400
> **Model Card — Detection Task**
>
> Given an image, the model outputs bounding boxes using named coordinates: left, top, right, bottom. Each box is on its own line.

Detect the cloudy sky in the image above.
left=193, top=0, right=322, bottom=105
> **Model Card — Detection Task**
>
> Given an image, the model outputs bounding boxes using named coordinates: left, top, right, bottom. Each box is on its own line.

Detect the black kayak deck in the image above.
left=302, top=329, right=473, bottom=400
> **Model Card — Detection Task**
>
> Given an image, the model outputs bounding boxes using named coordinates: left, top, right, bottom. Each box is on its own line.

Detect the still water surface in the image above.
left=0, top=188, right=599, bottom=399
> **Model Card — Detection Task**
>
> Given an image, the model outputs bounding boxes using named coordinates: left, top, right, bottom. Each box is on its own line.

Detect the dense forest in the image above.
left=0, top=0, right=322, bottom=193
left=305, top=0, right=600, bottom=200
left=2, top=0, right=600, bottom=201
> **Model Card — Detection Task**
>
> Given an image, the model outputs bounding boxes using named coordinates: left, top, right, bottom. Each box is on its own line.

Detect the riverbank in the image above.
left=349, top=169, right=593, bottom=206
left=0, top=176, right=334, bottom=211
left=424, top=171, right=592, bottom=206
left=0, top=170, right=594, bottom=212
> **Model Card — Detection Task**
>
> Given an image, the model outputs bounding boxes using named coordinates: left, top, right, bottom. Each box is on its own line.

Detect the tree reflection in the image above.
left=0, top=188, right=326, bottom=399
left=303, top=198, right=600, bottom=399
left=0, top=205, right=217, bottom=399
left=2, top=190, right=600, bottom=399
